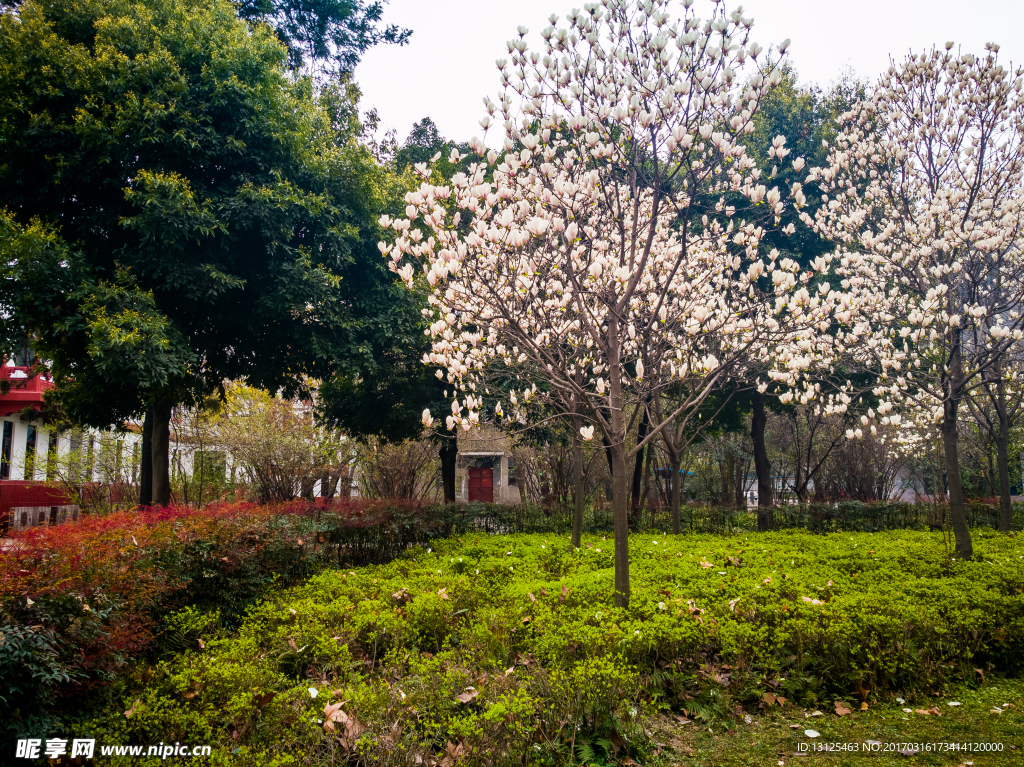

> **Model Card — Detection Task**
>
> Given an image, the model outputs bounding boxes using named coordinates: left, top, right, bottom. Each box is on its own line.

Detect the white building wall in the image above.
left=32, top=427, right=48, bottom=481
left=9, top=420, right=28, bottom=480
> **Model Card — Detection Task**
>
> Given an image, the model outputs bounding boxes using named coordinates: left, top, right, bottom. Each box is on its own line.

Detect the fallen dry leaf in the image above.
left=391, top=588, right=411, bottom=603
left=439, top=740, right=464, bottom=766
left=455, top=689, right=480, bottom=704
left=834, top=701, right=852, bottom=716
left=124, top=699, right=142, bottom=718
left=323, top=701, right=345, bottom=733
left=324, top=702, right=366, bottom=743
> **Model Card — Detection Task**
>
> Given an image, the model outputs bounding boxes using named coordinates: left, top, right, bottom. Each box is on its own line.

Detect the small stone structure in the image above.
left=455, top=424, right=520, bottom=504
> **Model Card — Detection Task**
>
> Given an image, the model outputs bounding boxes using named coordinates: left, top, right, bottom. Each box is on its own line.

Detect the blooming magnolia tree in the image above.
left=807, top=43, right=1024, bottom=556
left=381, top=0, right=837, bottom=606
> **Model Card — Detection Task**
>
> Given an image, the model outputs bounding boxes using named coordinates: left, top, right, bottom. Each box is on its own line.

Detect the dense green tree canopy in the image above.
left=318, top=117, right=461, bottom=444
left=236, top=0, right=410, bottom=81
left=749, top=65, right=866, bottom=266
left=0, top=0, right=398, bottom=427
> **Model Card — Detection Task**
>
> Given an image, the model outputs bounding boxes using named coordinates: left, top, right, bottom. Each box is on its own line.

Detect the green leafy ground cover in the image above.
left=651, top=677, right=1024, bottom=766
left=69, top=529, right=1023, bottom=766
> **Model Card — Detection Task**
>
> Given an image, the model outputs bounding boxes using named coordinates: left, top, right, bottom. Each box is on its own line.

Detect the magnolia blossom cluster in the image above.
left=383, top=0, right=841, bottom=439
left=806, top=42, right=1024, bottom=434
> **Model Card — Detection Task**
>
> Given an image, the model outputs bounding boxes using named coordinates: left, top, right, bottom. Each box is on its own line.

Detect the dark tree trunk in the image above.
left=301, top=476, right=315, bottom=500
left=940, top=397, right=973, bottom=559
left=440, top=435, right=457, bottom=503
left=572, top=429, right=584, bottom=548
left=630, top=406, right=648, bottom=521
left=751, top=390, right=773, bottom=531
left=151, top=402, right=172, bottom=506
left=643, top=443, right=653, bottom=523
left=610, top=439, right=629, bottom=607
left=720, top=448, right=735, bottom=507
left=608, top=325, right=629, bottom=608
left=669, top=453, right=682, bottom=534
left=734, top=456, right=745, bottom=507
left=320, top=472, right=336, bottom=500
left=138, top=409, right=153, bottom=506
left=602, top=433, right=614, bottom=477
left=341, top=465, right=353, bottom=498
left=995, top=379, right=1013, bottom=533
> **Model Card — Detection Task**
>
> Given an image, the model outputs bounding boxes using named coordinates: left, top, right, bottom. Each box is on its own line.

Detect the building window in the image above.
left=1, top=421, right=12, bottom=479
left=47, top=432, right=58, bottom=481
left=24, top=425, right=37, bottom=480
left=69, top=433, right=82, bottom=481
left=85, top=436, right=95, bottom=483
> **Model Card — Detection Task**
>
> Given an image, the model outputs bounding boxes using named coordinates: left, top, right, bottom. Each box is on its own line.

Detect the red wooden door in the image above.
left=468, top=467, right=493, bottom=502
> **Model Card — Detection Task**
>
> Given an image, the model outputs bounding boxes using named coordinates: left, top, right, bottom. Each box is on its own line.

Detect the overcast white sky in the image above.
left=354, top=0, right=1024, bottom=146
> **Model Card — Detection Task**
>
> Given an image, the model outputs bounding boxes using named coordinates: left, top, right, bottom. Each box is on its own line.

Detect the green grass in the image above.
left=73, top=529, right=1024, bottom=766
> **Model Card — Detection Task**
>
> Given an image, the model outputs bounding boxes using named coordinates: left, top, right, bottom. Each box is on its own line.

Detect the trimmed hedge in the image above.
left=1, top=502, right=329, bottom=737
left=2, top=497, right=1021, bottom=748
left=75, top=529, right=1024, bottom=766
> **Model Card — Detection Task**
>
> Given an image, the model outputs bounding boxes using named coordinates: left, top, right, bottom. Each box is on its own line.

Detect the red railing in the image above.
left=0, top=480, right=79, bottom=535
left=0, top=363, right=54, bottom=417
